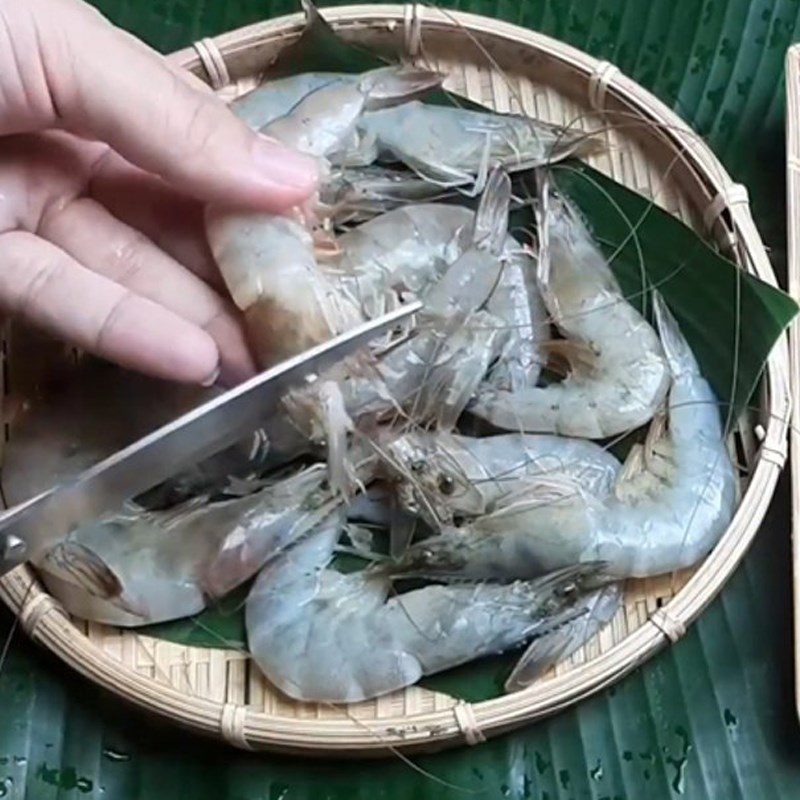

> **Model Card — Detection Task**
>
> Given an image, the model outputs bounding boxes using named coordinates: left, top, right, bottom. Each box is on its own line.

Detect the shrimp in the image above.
left=359, top=101, right=594, bottom=191
left=469, top=180, right=670, bottom=438
left=331, top=202, right=472, bottom=317
left=329, top=199, right=546, bottom=387
left=205, top=67, right=442, bottom=366
left=245, top=513, right=611, bottom=703
left=377, top=430, right=621, bottom=528
left=36, top=464, right=334, bottom=626
left=229, top=70, right=595, bottom=194
left=230, top=73, right=349, bottom=131
left=391, top=294, right=737, bottom=580
left=284, top=167, right=514, bottom=450
left=482, top=243, right=549, bottom=392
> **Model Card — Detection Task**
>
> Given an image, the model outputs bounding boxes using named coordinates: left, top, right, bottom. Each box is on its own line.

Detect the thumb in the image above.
left=21, top=0, right=318, bottom=210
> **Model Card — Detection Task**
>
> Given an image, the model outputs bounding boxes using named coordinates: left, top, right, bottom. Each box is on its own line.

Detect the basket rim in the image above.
left=1, top=3, right=792, bottom=756
left=783, top=42, right=800, bottom=726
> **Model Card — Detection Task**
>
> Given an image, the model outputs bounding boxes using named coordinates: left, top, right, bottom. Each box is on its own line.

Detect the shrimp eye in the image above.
left=438, top=474, right=456, bottom=495
left=556, top=581, right=577, bottom=598
left=410, top=459, right=426, bottom=473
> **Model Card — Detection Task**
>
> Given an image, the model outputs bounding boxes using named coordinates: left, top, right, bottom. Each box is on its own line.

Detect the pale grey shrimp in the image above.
left=205, top=67, right=442, bottom=366
left=330, top=202, right=473, bottom=318
left=245, top=513, right=611, bottom=703
left=285, top=167, right=514, bottom=450
left=482, top=244, right=548, bottom=391
left=36, top=464, right=334, bottom=626
left=392, top=294, right=737, bottom=581
left=229, top=70, right=596, bottom=194
left=230, top=73, right=350, bottom=131
left=470, top=180, right=670, bottom=438
left=377, top=430, right=621, bottom=527
left=330, top=201, right=547, bottom=390
left=359, top=101, right=595, bottom=192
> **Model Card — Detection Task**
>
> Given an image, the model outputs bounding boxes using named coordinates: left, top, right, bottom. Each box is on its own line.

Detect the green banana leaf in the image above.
left=4, top=2, right=800, bottom=799
left=145, top=0, right=797, bottom=662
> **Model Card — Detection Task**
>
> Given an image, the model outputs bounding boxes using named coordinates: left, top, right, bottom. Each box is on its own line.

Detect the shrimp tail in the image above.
left=652, top=291, right=696, bottom=377
left=505, top=582, right=621, bottom=692
left=470, top=165, right=512, bottom=253
left=358, top=67, right=444, bottom=111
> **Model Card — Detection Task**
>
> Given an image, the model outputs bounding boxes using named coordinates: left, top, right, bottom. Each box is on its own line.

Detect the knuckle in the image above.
left=169, top=83, right=235, bottom=165
left=93, top=292, right=128, bottom=352
left=8, top=243, right=66, bottom=317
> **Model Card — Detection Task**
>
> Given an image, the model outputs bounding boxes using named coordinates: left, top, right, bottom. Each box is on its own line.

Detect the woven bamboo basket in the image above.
left=0, top=5, right=791, bottom=756
left=786, top=44, right=800, bottom=722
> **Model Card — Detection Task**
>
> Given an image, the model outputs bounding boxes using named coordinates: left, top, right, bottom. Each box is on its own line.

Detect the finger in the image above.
left=39, top=196, right=257, bottom=385
left=0, top=230, right=220, bottom=385
left=26, top=0, right=318, bottom=209
left=89, top=151, right=221, bottom=288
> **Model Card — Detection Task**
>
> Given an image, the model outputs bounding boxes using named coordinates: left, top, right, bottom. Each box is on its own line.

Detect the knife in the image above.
left=0, top=301, right=421, bottom=576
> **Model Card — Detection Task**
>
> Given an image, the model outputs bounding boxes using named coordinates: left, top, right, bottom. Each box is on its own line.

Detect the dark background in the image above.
left=2, top=0, right=800, bottom=797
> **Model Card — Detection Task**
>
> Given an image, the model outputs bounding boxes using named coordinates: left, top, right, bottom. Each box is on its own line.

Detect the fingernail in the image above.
left=252, top=136, right=319, bottom=191
left=201, top=365, right=221, bottom=387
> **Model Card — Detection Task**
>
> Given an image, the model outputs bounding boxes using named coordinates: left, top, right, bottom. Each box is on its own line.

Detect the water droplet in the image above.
left=12, top=756, right=25, bottom=766
left=622, top=751, right=633, bottom=762
left=501, top=784, right=511, bottom=797
left=724, top=708, right=738, bottom=730
left=644, top=769, right=651, bottom=780
left=102, top=748, right=131, bottom=763
left=0, top=760, right=6, bottom=767
left=558, top=769, right=570, bottom=790
left=35, top=763, right=94, bottom=793
left=664, top=726, right=693, bottom=794
left=590, top=760, right=604, bottom=781
left=523, top=774, right=533, bottom=798
left=270, top=784, right=289, bottom=800
left=534, top=752, right=550, bottom=775
left=471, top=767, right=484, bottom=780
left=0, top=778, right=12, bottom=798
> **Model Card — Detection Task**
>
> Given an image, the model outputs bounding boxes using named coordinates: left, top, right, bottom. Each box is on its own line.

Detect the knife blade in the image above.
left=0, top=301, right=421, bottom=576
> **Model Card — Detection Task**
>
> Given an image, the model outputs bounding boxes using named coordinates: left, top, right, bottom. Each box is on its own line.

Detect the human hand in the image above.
left=0, top=0, right=317, bottom=386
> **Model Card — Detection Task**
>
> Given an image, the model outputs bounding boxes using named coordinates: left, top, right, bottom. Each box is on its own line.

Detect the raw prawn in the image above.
left=377, top=430, right=621, bottom=528
left=230, top=72, right=348, bottom=131
left=392, top=294, right=736, bottom=580
left=245, top=513, right=611, bottom=703
left=37, top=464, right=334, bottom=626
left=331, top=200, right=547, bottom=388
left=229, top=70, right=594, bottom=192
left=205, top=67, right=442, bottom=366
left=470, top=180, right=670, bottom=438
left=285, top=167, right=513, bottom=452
left=360, top=101, right=594, bottom=190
